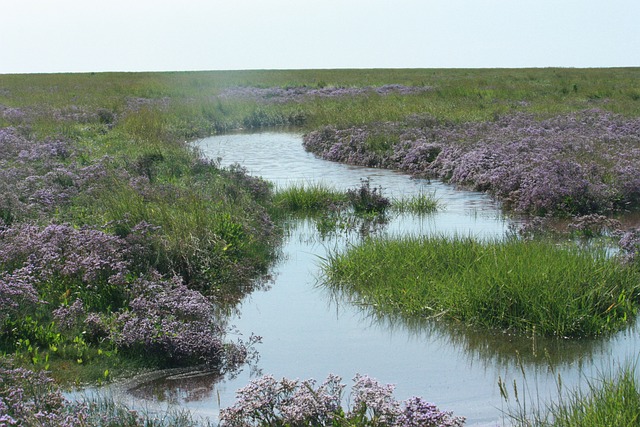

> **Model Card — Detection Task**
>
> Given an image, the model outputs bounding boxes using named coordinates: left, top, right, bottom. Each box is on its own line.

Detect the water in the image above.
left=88, top=132, right=640, bottom=426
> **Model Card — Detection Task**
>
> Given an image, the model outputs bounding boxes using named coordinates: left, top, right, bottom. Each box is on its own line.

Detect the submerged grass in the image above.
left=322, top=236, right=640, bottom=337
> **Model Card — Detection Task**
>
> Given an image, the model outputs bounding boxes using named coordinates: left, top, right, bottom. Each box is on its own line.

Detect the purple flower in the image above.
left=304, top=110, right=640, bottom=216
left=397, top=397, right=465, bottom=427
left=111, top=273, right=226, bottom=366
left=220, top=373, right=465, bottom=427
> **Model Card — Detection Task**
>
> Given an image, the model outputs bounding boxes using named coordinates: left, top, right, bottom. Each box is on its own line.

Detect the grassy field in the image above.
left=2, top=68, right=639, bottom=136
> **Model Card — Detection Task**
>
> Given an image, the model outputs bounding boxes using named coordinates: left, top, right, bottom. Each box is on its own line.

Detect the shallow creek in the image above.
left=81, top=132, right=640, bottom=426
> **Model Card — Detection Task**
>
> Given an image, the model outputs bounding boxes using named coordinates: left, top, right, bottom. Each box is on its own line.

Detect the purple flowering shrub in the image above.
left=0, top=221, right=252, bottom=369
left=0, top=359, right=90, bottom=426
left=347, top=179, right=391, bottom=214
left=0, top=357, right=173, bottom=426
left=619, top=228, right=640, bottom=264
left=219, top=373, right=465, bottom=427
left=111, top=272, right=226, bottom=366
left=0, top=127, right=122, bottom=226
left=0, top=223, right=130, bottom=312
left=0, top=270, right=41, bottom=321
left=304, top=110, right=640, bottom=216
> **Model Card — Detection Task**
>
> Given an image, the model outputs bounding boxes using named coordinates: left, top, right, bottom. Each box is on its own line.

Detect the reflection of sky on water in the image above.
left=77, top=132, right=640, bottom=427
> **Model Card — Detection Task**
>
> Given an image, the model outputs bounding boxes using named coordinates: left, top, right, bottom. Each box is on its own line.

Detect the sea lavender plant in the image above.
left=304, top=110, right=640, bottom=216
left=0, top=358, right=90, bottom=426
left=0, top=269, right=41, bottom=320
left=619, top=228, right=640, bottom=264
left=0, top=223, right=130, bottom=291
left=111, top=273, right=226, bottom=366
left=347, top=179, right=391, bottom=214
left=350, top=373, right=401, bottom=424
left=219, top=373, right=465, bottom=427
left=396, top=397, right=464, bottom=427
left=217, top=85, right=432, bottom=104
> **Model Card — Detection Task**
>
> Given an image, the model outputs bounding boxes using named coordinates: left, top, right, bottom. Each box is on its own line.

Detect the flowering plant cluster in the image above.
left=111, top=273, right=226, bottom=366
left=0, top=360, right=90, bottom=427
left=219, top=374, right=465, bottom=427
left=0, top=357, right=166, bottom=427
left=0, top=126, right=123, bottom=226
left=304, top=109, right=640, bottom=216
left=0, top=220, right=250, bottom=368
left=0, top=93, right=277, bottom=378
left=619, top=228, right=640, bottom=264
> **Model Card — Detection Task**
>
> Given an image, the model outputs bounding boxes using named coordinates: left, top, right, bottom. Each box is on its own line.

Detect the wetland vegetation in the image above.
left=1, top=68, right=640, bottom=425
left=322, top=236, right=640, bottom=338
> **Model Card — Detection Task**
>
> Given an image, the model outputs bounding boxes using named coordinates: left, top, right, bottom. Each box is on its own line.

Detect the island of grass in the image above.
left=322, top=235, right=640, bottom=338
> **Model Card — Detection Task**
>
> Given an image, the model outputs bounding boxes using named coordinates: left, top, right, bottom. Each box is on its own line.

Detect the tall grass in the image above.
left=391, top=192, right=440, bottom=214
left=322, top=236, right=640, bottom=337
left=502, top=362, right=640, bottom=426
left=273, top=183, right=346, bottom=215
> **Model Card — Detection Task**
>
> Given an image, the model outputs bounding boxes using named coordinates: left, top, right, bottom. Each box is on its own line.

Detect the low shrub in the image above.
left=220, top=373, right=465, bottom=427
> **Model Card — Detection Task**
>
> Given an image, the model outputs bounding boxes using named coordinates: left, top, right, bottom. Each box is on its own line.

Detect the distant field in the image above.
left=2, top=68, right=639, bottom=138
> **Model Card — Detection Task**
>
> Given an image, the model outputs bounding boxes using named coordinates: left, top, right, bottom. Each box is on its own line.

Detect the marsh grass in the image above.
left=502, top=362, right=640, bottom=427
left=273, top=183, right=346, bottom=215
left=391, top=192, right=440, bottom=214
left=80, top=394, right=210, bottom=427
left=322, top=236, right=640, bottom=337
left=71, top=169, right=275, bottom=296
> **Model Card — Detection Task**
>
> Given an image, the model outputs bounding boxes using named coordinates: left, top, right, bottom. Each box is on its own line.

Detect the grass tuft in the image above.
left=273, top=183, right=346, bottom=215
left=502, top=362, right=640, bottom=427
left=391, top=191, right=440, bottom=214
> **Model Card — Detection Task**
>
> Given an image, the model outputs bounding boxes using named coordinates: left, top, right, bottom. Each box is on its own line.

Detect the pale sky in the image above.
left=2, top=0, right=639, bottom=74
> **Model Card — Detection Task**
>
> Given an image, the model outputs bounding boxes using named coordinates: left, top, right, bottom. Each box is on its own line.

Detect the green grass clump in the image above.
left=322, top=236, right=640, bottom=337
left=273, top=183, right=346, bottom=215
left=391, top=192, right=440, bottom=214
left=503, top=364, right=640, bottom=427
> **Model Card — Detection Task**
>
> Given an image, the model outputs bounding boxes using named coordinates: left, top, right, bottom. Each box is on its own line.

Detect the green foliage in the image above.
left=502, top=363, right=640, bottom=427
left=273, top=183, right=347, bottom=214
left=1, top=67, right=640, bottom=395
left=391, top=192, right=440, bottom=214
left=322, top=236, right=640, bottom=337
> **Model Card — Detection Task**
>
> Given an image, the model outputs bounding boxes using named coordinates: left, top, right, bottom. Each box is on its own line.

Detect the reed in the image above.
left=322, top=236, right=640, bottom=337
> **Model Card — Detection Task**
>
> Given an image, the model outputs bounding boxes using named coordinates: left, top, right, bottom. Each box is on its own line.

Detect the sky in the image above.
left=2, top=0, right=639, bottom=74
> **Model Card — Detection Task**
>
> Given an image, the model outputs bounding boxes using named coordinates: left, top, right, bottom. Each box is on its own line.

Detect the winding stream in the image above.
left=89, top=132, right=640, bottom=426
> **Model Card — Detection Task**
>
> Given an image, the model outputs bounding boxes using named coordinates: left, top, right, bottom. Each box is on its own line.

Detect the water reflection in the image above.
left=127, top=369, right=223, bottom=404
left=346, top=304, right=611, bottom=369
